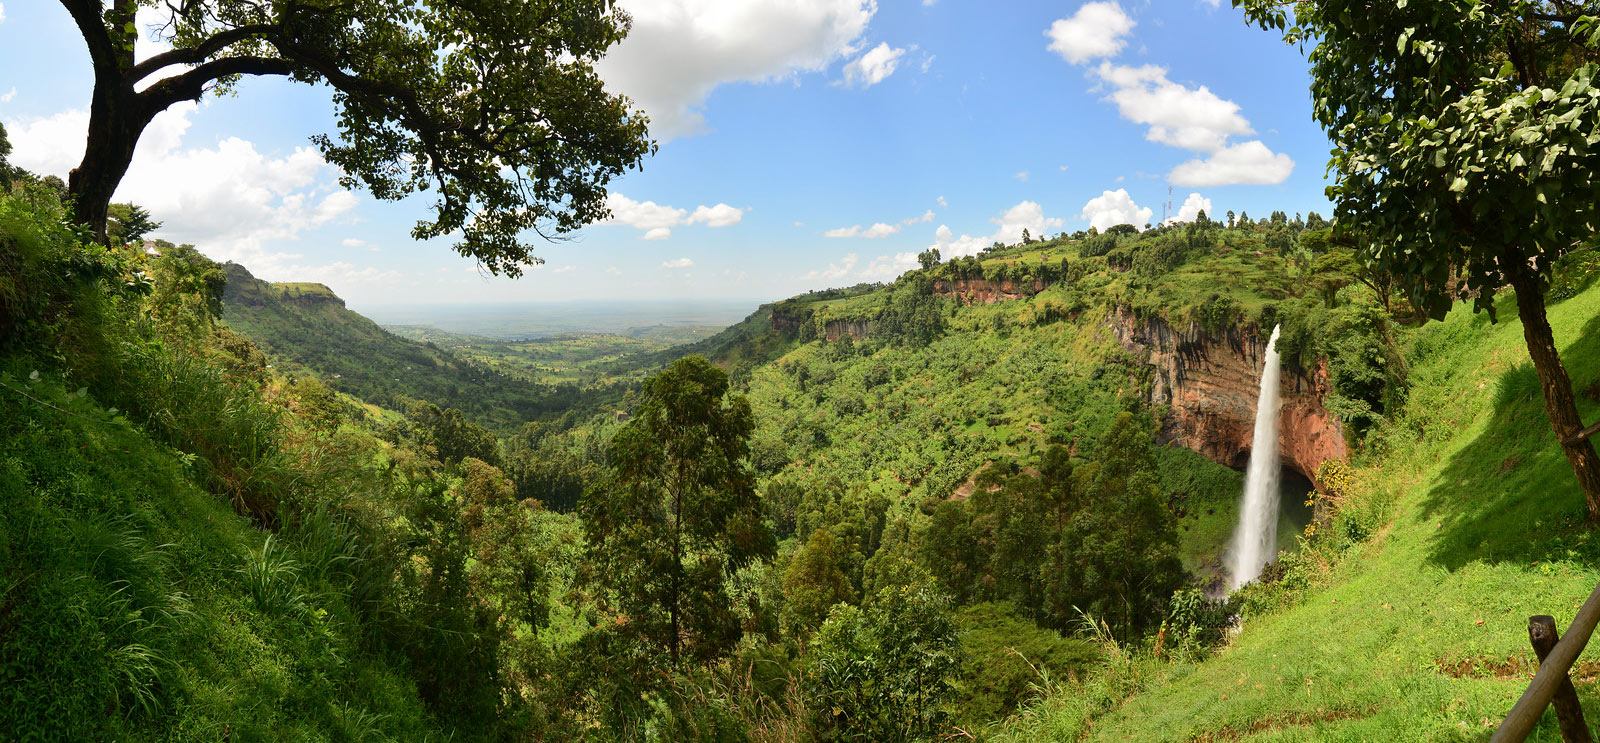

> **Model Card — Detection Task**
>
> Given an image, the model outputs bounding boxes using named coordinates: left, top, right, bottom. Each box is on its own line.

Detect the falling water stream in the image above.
left=1228, top=324, right=1283, bottom=591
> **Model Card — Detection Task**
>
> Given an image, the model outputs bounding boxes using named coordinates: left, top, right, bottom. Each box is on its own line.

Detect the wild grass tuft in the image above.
left=240, top=534, right=308, bottom=617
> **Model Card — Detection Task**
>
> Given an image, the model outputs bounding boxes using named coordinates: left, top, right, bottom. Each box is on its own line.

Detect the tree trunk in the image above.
left=1505, top=255, right=1600, bottom=525
left=69, top=78, right=149, bottom=244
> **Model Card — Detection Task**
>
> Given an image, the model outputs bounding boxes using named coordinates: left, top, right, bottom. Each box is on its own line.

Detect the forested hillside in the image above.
left=222, top=262, right=604, bottom=431
left=7, top=123, right=1600, bottom=743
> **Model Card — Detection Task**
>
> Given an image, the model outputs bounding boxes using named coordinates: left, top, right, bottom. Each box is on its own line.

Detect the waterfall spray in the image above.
left=1228, top=324, right=1283, bottom=591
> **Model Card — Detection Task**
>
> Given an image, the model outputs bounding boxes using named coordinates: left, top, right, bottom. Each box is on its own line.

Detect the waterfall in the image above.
left=1228, top=324, right=1283, bottom=591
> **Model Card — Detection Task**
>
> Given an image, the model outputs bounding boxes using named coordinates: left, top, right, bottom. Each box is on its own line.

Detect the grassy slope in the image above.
left=0, top=370, right=433, bottom=742
left=1002, top=282, right=1600, bottom=742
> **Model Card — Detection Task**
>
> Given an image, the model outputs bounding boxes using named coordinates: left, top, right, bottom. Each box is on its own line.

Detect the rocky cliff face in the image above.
left=933, top=278, right=1048, bottom=305
left=1105, top=307, right=1346, bottom=484
left=824, top=319, right=872, bottom=341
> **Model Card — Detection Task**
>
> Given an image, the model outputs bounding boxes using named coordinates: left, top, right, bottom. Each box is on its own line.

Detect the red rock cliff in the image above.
left=1106, top=307, right=1346, bottom=484
left=933, top=278, right=1047, bottom=305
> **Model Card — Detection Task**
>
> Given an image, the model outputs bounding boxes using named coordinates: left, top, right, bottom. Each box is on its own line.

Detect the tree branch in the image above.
left=58, top=0, right=119, bottom=78
left=130, top=24, right=280, bottom=82
left=137, top=55, right=293, bottom=113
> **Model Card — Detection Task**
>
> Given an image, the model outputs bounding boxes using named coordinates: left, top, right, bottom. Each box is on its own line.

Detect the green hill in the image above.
left=221, top=262, right=588, bottom=430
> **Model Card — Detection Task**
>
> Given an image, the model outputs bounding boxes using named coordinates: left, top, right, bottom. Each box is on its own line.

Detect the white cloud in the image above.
left=1079, top=189, right=1153, bottom=232
left=825, top=207, right=936, bottom=239
left=809, top=201, right=1060, bottom=285
left=605, top=193, right=687, bottom=231
left=1045, top=2, right=1135, bottom=64
left=0, top=87, right=13, bottom=104
left=7, top=103, right=357, bottom=274
left=1013, top=171, right=1030, bottom=182
left=605, top=266, right=622, bottom=275
left=825, top=222, right=901, bottom=239
left=920, top=54, right=935, bottom=73
left=597, top=0, right=876, bottom=139
left=1043, top=5, right=1294, bottom=188
left=804, top=252, right=860, bottom=280
left=604, top=193, right=744, bottom=238
left=552, top=265, right=578, bottom=273
left=937, top=195, right=948, bottom=207
left=662, top=257, right=694, bottom=269
left=1167, top=192, right=1212, bottom=225
left=0, top=3, right=7, bottom=23
left=341, top=238, right=366, bottom=248
left=689, top=202, right=745, bottom=227
left=1168, top=141, right=1295, bottom=186
left=1094, top=62, right=1252, bottom=153
left=928, top=200, right=1065, bottom=260
left=856, top=252, right=920, bottom=282
left=842, top=42, right=905, bottom=88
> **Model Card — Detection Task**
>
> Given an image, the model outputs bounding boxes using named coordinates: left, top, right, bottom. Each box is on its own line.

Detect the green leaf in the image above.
left=1449, top=176, right=1469, bottom=193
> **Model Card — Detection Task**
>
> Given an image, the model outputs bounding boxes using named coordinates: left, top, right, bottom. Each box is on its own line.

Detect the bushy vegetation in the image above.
left=17, top=114, right=1595, bottom=741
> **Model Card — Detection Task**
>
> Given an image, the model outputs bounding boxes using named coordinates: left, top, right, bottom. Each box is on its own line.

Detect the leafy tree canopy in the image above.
left=58, top=0, right=653, bottom=270
left=582, top=355, right=775, bottom=666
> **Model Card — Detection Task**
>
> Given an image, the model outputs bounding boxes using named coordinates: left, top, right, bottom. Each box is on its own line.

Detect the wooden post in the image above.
left=1530, top=615, right=1595, bottom=743
left=1493, top=580, right=1600, bottom=743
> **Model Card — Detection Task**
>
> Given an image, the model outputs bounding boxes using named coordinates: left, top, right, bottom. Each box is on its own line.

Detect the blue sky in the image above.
left=0, top=0, right=1332, bottom=311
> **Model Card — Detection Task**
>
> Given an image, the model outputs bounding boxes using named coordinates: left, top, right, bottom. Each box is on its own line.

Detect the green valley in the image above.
left=9, top=2, right=1600, bottom=742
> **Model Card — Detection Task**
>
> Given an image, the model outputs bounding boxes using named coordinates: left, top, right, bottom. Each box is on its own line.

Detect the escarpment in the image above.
left=1106, top=307, right=1346, bottom=484
left=933, top=277, right=1048, bottom=305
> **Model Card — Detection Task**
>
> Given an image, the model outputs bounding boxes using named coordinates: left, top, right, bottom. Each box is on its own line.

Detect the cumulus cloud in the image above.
left=1045, top=2, right=1135, bottom=64
left=824, top=207, right=938, bottom=239
left=808, top=201, right=1058, bottom=285
left=689, top=202, right=745, bottom=227
left=1046, top=4, right=1294, bottom=187
left=1093, top=62, right=1252, bottom=153
left=1167, top=192, right=1212, bottom=225
left=1080, top=189, right=1153, bottom=232
left=7, top=103, right=358, bottom=275
left=1168, top=141, right=1295, bottom=186
left=661, top=257, right=694, bottom=269
left=928, top=200, right=1065, bottom=260
left=603, top=193, right=745, bottom=238
left=842, top=42, right=905, bottom=88
left=597, top=0, right=875, bottom=139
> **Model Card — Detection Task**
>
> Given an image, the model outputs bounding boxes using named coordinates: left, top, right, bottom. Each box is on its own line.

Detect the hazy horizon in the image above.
left=359, top=298, right=766, bottom=340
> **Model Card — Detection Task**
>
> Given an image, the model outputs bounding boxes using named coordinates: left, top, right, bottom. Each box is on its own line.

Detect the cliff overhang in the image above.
left=1106, top=307, right=1346, bottom=484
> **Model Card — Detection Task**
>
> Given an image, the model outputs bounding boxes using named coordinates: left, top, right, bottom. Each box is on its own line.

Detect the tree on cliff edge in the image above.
left=57, top=0, right=652, bottom=273
left=1236, top=0, right=1600, bottom=522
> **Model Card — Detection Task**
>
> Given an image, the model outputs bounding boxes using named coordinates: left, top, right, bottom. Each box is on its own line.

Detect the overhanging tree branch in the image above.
left=130, top=24, right=280, bottom=82
left=138, top=55, right=293, bottom=112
